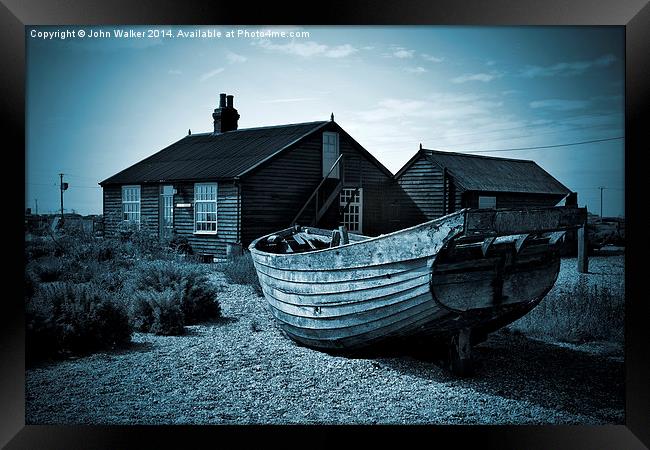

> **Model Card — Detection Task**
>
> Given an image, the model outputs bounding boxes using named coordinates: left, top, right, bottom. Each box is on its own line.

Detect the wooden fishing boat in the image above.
left=249, top=205, right=586, bottom=374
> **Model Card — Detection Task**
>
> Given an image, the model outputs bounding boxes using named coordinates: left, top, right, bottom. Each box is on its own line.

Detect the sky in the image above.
left=26, top=26, right=625, bottom=217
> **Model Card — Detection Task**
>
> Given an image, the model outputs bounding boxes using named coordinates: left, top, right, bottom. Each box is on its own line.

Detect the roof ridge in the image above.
left=422, top=148, right=535, bottom=163
left=189, top=120, right=329, bottom=136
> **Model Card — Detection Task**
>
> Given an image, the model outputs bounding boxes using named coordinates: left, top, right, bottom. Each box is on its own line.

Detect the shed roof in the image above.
left=100, top=121, right=329, bottom=185
left=397, top=149, right=570, bottom=195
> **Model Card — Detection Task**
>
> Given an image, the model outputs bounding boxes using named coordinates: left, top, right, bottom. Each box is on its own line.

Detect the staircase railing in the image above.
left=291, top=154, right=344, bottom=226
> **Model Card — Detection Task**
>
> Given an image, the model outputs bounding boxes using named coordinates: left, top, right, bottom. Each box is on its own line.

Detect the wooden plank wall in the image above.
left=395, top=155, right=458, bottom=225
left=102, top=182, right=239, bottom=258
left=241, top=134, right=321, bottom=246
left=241, top=130, right=396, bottom=245
left=318, top=137, right=394, bottom=237
left=462, top=191, right=567, bottom=209
left=173, top=182, right=239, bottom=258
left=140, top=185, right=159, bottom=235
left=102, top=185, right=122, bottom=236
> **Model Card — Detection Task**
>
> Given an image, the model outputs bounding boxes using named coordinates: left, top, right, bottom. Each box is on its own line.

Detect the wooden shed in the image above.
left=393, top=147, right=572, bottom=228
left=99, top=93, right=395, bottom=259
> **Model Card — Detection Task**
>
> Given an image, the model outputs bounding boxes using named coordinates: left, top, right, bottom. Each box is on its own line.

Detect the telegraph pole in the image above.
left=599, top=186, right=605, bottom=218
left=59, top=173, right=65, bottom=225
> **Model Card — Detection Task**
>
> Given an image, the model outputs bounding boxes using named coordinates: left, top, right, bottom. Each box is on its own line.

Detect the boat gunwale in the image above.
left=248, top=209, right=468, bottom=259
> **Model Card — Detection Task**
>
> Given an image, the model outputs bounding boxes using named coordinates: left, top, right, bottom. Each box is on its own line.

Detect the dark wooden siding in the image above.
left=319, top=136, right=394, bottom=237
left=102, top=182, right=239, bottom=258
left=462, top=191, right=567, bottom=209
left=102, top=184, right=158, bottom=236
left=102, top=185, right=122, bottom=237
left=241, top=128, right=395, bottom=245
left=397, top=156, right=444, bottom=220
left=172, top=182, right=239, bottom=258
left=141, top=185, right=159, bottom=235
left=241, top=134, right=322, bottom=246
left=394, top=155, right=463, bottom=226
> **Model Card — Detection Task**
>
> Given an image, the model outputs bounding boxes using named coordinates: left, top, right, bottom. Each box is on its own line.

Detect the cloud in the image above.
left=167, top=69, right=182, bottom=75
left=255, top=39, right=357, bottom=58
left=529, top=99, right=590, bottom=111
left=260, top=97, right=318, bottom=103
left=200, top=68, right=225, bottom=82
left=354, top=93, right=504, bottom=123
left=451, top=72, right=502, bottom=83
left=392, top=47, right=415, bottom=58
left=325, top=44, right=357, bottom=58
left=226, top=51, right=247, bottom=63
left=520, top=54, right=617, bottom=78
left=404, top=66, right=427, bottom=74
left=421, top=53, right=444, bottom=63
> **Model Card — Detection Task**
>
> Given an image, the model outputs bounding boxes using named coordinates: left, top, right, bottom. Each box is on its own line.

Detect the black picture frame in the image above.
left=4, top=0, right=648, bottom=447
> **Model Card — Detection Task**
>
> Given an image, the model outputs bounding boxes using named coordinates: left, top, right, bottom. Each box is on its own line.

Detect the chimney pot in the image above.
left=213, top=92, right=240, bottom=134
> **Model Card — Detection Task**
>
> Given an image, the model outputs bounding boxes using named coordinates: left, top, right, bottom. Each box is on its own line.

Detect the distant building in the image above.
left=393, top=148, right=573, bottom=228
left=100, top=93, right=395, bottom=258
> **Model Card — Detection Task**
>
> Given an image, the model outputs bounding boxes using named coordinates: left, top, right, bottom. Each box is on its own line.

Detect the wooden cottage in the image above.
left=99, top=93, right=395, bottom=259
left=393, top=147, right=573, bottom=228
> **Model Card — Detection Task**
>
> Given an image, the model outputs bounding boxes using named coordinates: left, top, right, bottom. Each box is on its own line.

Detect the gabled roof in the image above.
left=100, top=121, right=329, bottom=185
left=395, top=149, right=570, bottom=195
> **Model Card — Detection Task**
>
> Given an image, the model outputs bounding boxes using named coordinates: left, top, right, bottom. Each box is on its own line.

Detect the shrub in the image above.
left=180, top=272, right=221, bottom=325
left=511, top=274, right=624, bottom=344
left=94, top=266, right=130, bottom=293
left=222, top=252, right=263, bottom=296
left=24, top=237, right=56, bottom=260
left=26, top=282, right=132, bottom=364
left=30, top=257, right=66, bottom=282
left=127, top=261, right=220, bottom=333
left=24, top=269, right=39, bottom=300
left=129, top=292, right=155, bottom=332
left=131, top=289, right=185, bottom=336
left=169, top=235, right=193, bottom=255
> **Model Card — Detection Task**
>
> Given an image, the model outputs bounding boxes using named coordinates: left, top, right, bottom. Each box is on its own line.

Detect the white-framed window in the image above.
left=478, top=195, right=497, bottom=209
left=340, top=188, right=363, bottom=233
left=122, top=185, right=141, bottom=224
left=194, top=183, right=217, bottom=233
left=322, top=132, right=340, bottom=178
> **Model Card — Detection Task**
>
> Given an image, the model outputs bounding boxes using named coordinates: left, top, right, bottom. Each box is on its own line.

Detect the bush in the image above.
left=180, top=272, right=221, bottom=325
left=131, top=289, right=185, bottom=336
left=24, top=237, right=56, bottom=260
left=24, top=269, right=39, bottom=300
left=26, top=282, right=132, bottom=364
left=169, top=235, right=193, bottom=255
left=511, top=274, right=624, bottom=344
left=127, top=261, right=220, bottom=333
left=30, top=257, right=66, bottom=282
left=222, top=252, right=263, bottom=296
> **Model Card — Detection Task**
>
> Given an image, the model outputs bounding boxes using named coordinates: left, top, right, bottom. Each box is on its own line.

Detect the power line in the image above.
left=458, top=136, right=624, bottom=154
left=441, top=124, right=622, bottom=149
left=416, top=113, right=622, bottom=143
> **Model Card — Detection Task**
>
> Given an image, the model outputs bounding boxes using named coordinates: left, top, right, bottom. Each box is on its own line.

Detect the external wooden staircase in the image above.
left=292, top=154, right=357, bottom=228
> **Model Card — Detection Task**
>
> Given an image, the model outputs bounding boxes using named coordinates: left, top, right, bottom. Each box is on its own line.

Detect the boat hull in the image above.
left=249, top=209, right=565, bottom=351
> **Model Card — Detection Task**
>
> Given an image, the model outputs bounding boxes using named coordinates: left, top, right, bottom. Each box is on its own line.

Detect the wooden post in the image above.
left=338, top=225, right=349, bottom=245
left=578, top=225, right=589, bottom=273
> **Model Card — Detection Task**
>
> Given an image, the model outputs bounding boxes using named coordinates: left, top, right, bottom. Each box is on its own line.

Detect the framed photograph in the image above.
left=5, top=0, right=648, bottom=447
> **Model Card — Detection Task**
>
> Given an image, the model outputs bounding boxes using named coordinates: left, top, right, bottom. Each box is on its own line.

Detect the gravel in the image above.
left=26, top=257, right=624, bottom=425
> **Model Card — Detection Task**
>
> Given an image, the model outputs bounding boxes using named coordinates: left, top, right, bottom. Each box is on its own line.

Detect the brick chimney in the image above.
left=212, top=92, right=240, bottom=134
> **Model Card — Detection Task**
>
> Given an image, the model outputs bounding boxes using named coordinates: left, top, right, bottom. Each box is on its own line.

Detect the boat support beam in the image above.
left=449, top=328, right=474, bottom=377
